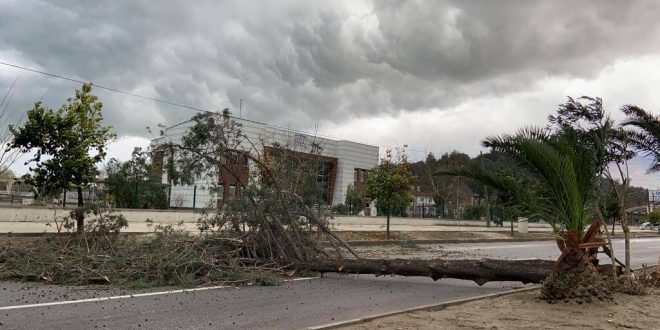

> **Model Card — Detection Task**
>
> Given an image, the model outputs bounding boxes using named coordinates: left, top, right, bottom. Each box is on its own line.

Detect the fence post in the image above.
left=192, top=185, right=197, bottom=210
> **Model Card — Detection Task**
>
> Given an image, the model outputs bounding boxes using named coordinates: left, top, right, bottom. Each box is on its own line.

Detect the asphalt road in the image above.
left=442, top=237, right=660, bottom=269
left=0, top=276, right=523, bottom=329
left=0, top=238, right=657, bottom=330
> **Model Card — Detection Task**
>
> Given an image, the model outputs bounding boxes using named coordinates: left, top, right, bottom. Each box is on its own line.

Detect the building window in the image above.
left=218, top=184, right=224, bottom=200
left=228, top=184, right=236, bottom=199
left=354, top=169, right=359, bottom=181
left=316, top=162, right=333, bottom=204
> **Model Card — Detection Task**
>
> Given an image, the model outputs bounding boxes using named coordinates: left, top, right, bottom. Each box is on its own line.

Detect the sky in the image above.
left=0, top=0, right=659, bottom=189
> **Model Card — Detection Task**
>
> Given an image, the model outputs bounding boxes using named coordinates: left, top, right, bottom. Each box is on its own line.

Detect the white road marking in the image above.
left=0, top=277, right=318, bottom=311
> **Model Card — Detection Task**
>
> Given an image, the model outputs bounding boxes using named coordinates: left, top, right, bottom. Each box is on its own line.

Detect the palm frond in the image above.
left=621, top=105, right=660, bottom=172
left=440, top=128, right=598, bottom=239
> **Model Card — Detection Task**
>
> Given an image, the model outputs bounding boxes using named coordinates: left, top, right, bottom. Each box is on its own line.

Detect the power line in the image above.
left=0, top=60, right=443, bottom=155
left=0, top=60, right=213, bottom=114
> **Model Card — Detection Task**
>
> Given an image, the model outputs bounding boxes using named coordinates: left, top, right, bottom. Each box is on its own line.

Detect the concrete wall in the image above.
left=0, top=206, right=200, bottom=223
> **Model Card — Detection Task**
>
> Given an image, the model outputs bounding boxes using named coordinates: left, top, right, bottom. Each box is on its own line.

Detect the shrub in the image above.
left=649, top=210, right=660, bottom=225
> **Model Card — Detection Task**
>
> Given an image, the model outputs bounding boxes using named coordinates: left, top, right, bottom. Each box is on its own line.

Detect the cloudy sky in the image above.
left=0, top=0, right=659, bottom=188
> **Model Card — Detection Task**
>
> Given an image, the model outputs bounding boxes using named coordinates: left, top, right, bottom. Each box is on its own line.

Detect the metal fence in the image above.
left=408, top=205, right=438, bottom=218
left=167, top=185, right=216, bottom=210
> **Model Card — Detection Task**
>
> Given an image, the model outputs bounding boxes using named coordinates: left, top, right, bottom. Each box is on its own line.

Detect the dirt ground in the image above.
left=341, top=288, right=660, bottom=330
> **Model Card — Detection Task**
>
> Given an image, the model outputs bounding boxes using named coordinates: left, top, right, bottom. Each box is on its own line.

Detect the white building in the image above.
left=151, top=115, right=379, bottom=209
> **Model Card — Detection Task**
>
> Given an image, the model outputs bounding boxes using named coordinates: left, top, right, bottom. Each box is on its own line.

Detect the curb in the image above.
left=307, top=286, right=540, bottom=329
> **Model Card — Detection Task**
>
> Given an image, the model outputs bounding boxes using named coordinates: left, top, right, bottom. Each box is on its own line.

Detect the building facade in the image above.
left=151, top=116, right=379, bottom=209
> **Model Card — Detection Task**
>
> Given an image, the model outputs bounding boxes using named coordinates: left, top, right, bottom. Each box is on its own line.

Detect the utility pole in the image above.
left=648, top=189, right=652, bottom=213
left=239, top=98, right=243, bottom=118
left=481, top=151, right=491, bottom=228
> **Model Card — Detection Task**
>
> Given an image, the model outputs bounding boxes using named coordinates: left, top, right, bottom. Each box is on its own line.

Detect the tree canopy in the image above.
left=365, top=148, right=415, bottom=237
left=9, top=83, right=115, bottom=230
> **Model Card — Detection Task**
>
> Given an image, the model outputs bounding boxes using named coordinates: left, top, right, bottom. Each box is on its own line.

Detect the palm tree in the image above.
left=621, top=105, right=660, bottom=172
left=438, top=127, right=603, bottom=272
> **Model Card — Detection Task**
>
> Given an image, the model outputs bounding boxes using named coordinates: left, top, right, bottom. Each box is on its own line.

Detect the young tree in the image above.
left=365, top=148, right=415, bottom=238
left=9, top=83, right=115, bottom=232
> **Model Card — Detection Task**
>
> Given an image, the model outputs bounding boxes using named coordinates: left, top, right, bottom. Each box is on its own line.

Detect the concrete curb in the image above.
left=306, top=286, right=541, bottom=329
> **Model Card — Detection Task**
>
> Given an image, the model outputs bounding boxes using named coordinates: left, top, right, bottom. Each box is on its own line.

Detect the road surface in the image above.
left=441, top=237, right=660, bottom=269
left=0, top=238, right=657, bottom=329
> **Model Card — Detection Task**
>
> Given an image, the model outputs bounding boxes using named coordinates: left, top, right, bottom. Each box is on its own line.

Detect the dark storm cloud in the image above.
left=1, top=0, right=660, bottom=136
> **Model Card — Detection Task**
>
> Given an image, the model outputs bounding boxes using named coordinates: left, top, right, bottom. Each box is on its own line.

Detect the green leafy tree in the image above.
left=104, top=147, right=168, bottom=209
left=9, top=83, right=115, bottom=232
left=365, top=148, right=415, bottom=237
left=344, top=184, right=364, bottom=215
left=648, top=210, right=660, bottom=225
left=599, top=186, right=621, bottom=235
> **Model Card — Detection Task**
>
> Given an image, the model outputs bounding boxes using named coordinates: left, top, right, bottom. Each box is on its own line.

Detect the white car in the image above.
left=639, top=222, right=657, bottom=230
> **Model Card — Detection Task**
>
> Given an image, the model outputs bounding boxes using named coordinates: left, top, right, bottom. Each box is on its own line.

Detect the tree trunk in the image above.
left=622, top=218, right=631, bottom=275
left=304, top=258, right=620, bottom=286
left=601, top=220, right=617, bottom=278
left=76, top=186, right=84, bottom=233
left=386, top=214, right=391, bottom=239
left=484, top=186, right=491, bottom=228
left=306, top=258, right=556, bottom=285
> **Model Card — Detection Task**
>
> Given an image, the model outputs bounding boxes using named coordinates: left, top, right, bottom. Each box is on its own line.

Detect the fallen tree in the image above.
left=303, top=258, right=622, bottom=285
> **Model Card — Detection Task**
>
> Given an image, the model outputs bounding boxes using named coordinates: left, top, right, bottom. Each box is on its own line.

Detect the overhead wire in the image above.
left=0, top=60, right=446, bottom=157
